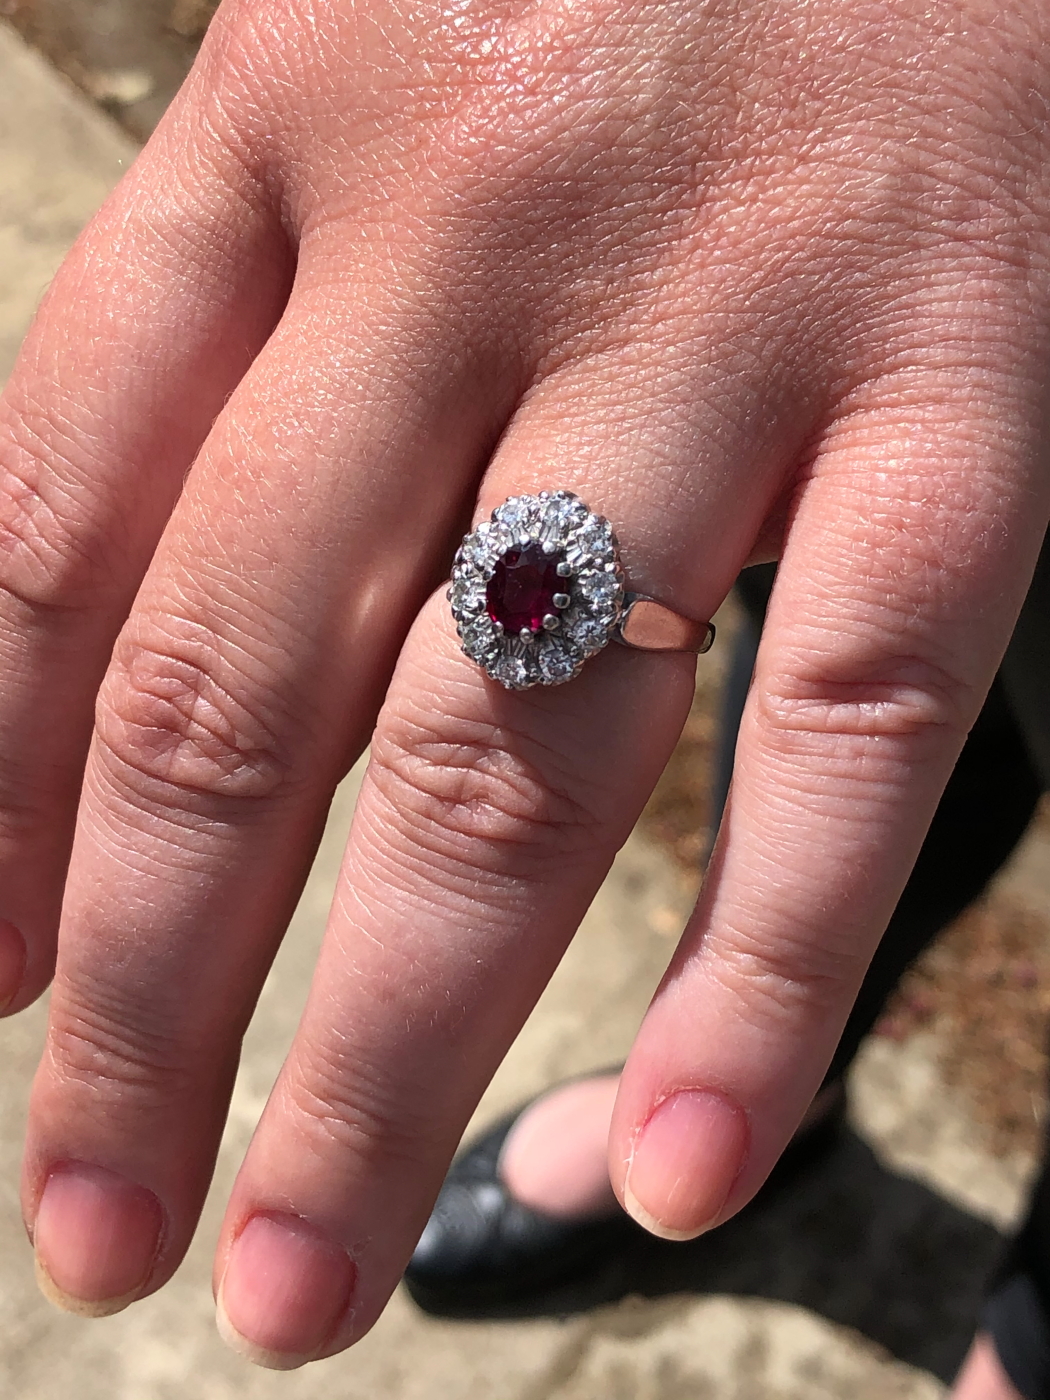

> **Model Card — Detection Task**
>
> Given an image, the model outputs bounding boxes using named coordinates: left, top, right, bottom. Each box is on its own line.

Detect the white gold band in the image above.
left=615, top=595, right=715, bottom=655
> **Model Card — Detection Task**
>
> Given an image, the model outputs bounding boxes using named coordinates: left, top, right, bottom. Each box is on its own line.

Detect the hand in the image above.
left=2, top=0, right=1048, bottom=1366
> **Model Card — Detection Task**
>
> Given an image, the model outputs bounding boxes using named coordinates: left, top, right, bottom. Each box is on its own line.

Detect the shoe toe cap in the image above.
left=409, top=1181, right=508, bottom=1279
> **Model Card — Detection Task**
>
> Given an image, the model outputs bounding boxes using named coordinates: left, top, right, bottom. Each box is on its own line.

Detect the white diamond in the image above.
left=494, top=496, right=540, bottom=541
left=449, top=577, right=483, bottom=614
left=582, top=514, right=613, bottom=550
left=563, top=608, right=611, bottom=654
left=458, top=533, right=494, bottom=571
left=490, top=653, right=529, bottom=688
left=539, top=494, right=587, bottom=547
left=565, top=517, right=614, bottom=570
left=578, top=571, right=620, bottom=610
left=459, top=615, right=497, bottom=660
left=536, top=638, right=580, bottom=684
left=496, top=528, right=515, bottom=555
left=548, top=490, right=588, bottom=514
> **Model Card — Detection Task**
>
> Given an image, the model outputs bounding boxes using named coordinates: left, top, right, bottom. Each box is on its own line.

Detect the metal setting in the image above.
left=448, top=491, right=712, bottom=690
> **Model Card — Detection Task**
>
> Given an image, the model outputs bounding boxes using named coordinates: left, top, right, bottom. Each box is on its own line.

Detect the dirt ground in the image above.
left=7, top=0, right=1050, bottom=1171
left=1, top=0, right=213, bottom=138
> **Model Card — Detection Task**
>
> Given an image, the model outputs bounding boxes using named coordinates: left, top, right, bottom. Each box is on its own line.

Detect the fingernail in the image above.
left=34, top=1163, right=164, bottom=1316
left=623, top=1089, right=749, bottom=1240
left=216, top=1212, right=356, bottom=1369
left=0, top=919, right=26, bottom=1012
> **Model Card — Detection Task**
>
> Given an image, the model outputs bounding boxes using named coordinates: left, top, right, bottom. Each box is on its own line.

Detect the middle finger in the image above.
left=209, top=328, right=823, bottom=1364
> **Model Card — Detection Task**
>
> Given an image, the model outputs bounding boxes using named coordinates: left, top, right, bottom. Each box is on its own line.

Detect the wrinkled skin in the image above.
left=1, top=0, right=1048, bottom=1367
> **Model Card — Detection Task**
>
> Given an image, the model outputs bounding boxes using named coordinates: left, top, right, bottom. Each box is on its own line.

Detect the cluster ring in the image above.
left=447, top=491, right=713, bottom=691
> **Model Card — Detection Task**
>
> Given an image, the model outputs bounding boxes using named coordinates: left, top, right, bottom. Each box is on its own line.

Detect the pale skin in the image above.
left=0, top=0, right=1048, bottom=1383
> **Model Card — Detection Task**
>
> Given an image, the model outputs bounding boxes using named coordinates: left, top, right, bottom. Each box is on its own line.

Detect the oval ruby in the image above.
left=486, top=544, right=562, bottom=634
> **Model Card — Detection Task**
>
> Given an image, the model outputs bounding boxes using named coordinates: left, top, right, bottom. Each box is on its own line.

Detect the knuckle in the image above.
left=709, top=921, right=858, bottom=1031
left=369, top=702, right=606, bottom=878
left=756, top=649, right=975, bottom=750
left=0, top=411, right=119, bottom=618
left=95, top=624, right=293, bottom=803
left=283, top=1044, right=438, bottom=1174
left=48, top=991, right=197, bottom=1105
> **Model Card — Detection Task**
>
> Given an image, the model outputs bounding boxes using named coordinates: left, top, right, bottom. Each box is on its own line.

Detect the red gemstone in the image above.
left=486, top=543, right=562, bottom=634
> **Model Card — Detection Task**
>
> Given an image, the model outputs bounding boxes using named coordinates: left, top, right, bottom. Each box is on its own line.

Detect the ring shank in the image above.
left=614, top=595, right=715, bottom=655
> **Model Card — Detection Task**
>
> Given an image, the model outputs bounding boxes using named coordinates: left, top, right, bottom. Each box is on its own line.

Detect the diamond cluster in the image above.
left=448, top=491, right=624, bottom=689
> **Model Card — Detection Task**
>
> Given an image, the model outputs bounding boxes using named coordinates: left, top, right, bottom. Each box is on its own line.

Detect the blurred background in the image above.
left=2, top=6, right=1050, bottom=1395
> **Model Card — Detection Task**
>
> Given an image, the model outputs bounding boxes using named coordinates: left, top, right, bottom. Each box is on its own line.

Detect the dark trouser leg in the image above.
left=979, top=534, right=1050, bottom=1400
left=983, top=1233, right=1050, bottom=1399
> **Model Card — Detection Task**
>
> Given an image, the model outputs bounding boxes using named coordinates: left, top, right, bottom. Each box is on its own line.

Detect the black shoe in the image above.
left=403, top=1079, right=845, bottom=1319
left=403, top=1105, right=646, bottom=1318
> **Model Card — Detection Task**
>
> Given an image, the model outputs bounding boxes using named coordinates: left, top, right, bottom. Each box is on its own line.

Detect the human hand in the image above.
left=2, top=0, right=1048, bottom=1366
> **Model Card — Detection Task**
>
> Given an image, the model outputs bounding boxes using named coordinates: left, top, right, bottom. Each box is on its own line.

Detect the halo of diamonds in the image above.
left=447, top=491, right=625, bottom=689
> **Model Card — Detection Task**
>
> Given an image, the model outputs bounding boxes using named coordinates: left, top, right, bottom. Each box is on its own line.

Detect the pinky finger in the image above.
left=610, top=390, right=1050, bottom=1238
